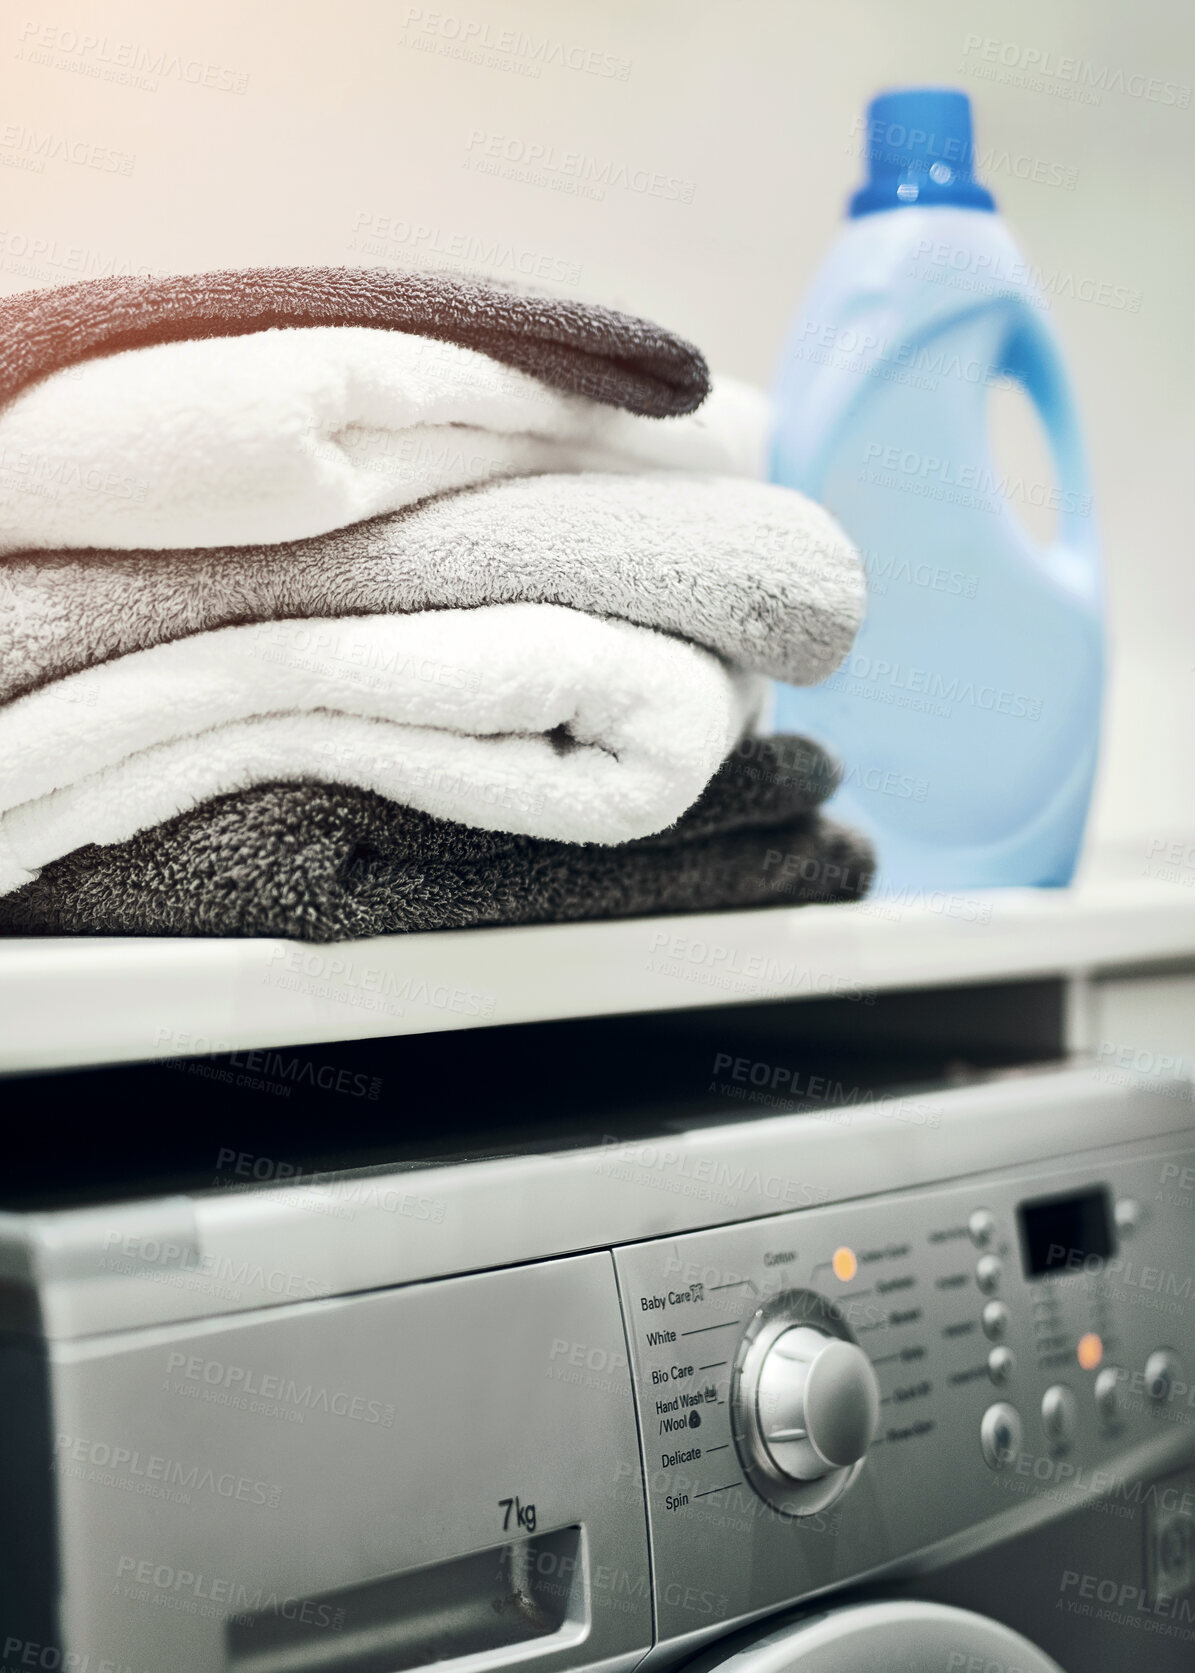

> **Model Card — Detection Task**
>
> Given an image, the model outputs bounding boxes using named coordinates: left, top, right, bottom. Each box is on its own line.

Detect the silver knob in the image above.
left=968, top=1208, right=996, bottom=1248
left=1095, top=1365, right=1123, bottom=1421
left=733, top=1291, right=881, bottom=1516
left=988, top=1346, right=1015, bottom=1385
left=755, top=1326, right=881, bottom=1482
left=1114, top=1198, right=1142, bottom=1237
left=980, top=1401, right=1023, bottom=1469
left=1145, top=1349, right=1182, bottom=1404
left=1041, top=1384, right=1079, bottom=1448
left=982, top=1300, right=1010, bottom=1341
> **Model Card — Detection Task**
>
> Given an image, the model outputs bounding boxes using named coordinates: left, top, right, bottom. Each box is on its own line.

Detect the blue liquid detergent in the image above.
left=772, top=88, right=1102, bottom=889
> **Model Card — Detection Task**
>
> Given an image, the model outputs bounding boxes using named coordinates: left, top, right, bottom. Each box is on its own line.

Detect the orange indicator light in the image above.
left=1078, top=1333, right=1103, bottom=1371
left=832, top=1246, right=858, bottom=1282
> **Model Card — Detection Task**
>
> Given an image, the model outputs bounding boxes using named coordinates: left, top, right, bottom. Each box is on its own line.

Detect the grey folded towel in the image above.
left=0, top=473, right=863, bottom=702
left=0, top=266, right=707, bottom=419
left=0, top=737, right=873, bottom=942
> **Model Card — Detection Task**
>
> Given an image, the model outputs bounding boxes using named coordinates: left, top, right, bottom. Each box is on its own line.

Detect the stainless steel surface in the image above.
left=611, top=1128, right=1195, bottom=1644
left=3, top=1064, right=1193, bottom=1341
left=5, top=1066, right=1195, bottom=1672
left=45, top=1254, right=649, bottom=1673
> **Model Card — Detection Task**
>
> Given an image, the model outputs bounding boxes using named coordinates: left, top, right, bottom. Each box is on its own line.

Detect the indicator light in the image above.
left=1077, top=1332, right=1103, bottom=1371
left=832, top=1246, right=858, bottom=1282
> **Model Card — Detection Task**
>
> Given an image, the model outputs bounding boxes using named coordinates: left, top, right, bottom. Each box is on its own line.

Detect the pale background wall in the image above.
left=2, top=0, right=1192, bottom=860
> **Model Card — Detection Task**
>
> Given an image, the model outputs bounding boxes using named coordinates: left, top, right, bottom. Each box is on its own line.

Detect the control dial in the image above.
left=732, top=1290, right=880, bottom=1516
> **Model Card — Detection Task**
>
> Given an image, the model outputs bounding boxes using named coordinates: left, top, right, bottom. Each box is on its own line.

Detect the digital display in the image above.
left=1018, top=1186, right=1115, bottom=1279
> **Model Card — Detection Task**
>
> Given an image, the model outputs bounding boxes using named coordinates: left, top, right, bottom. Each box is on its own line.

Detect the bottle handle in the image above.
left=997, top=301, right=1095, bottom=559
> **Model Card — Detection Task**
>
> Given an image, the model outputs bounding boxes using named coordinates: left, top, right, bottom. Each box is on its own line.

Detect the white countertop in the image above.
left=2, top=847, right=1193, bottom=1073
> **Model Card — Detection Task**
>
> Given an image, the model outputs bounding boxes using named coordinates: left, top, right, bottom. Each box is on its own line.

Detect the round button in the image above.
left=981, top=1402, right=1023, bottom=1469
left=982, top=1300, right=1010, bottom=1341
left=756, top=1327, right=880, bottom=1482
left=1041, top=1384, right=1079, bottom=1448
left=976, top=1255, right=1003, bottom=1294
left=988, top=1346, right=1015, bottom=1386
left=1114, top=1198, right=1142, bottom=1237
left=1145, top=1349, right=1182, bottom=1404
left=969, top=1208, right=996, bottom=1248
left=1094, top=1366, right=1123, bottom=1421
left=732, top=1292, right=882, bottom=1517
left=1157, top=1515, right=1195, bottom=1598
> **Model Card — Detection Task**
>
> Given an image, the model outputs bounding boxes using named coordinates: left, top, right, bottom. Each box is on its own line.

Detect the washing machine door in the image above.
left=689, top=1599, right=1066, bottom=1672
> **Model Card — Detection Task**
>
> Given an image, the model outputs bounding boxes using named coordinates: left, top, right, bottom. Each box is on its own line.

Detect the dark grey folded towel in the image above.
left=0, top=266, right=708, bottom=419
left=0, top=737, right=872, bottom=942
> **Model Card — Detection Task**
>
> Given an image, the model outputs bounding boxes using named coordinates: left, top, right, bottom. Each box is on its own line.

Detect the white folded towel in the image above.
left=0, top=326, right=770, bottom=553
left=0, top=605, right=766, bottom=894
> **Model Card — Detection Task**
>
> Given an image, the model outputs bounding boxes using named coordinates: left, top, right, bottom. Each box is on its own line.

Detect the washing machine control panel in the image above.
left=612, top=1135, right=1195, bottom=1641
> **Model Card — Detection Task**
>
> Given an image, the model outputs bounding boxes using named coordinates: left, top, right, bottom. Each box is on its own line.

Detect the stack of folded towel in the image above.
left=0, top=267, right=874, bottom=941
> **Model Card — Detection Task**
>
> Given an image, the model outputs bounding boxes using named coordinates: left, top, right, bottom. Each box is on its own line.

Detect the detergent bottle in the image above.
left=771, top=87, right=1102, bottom=890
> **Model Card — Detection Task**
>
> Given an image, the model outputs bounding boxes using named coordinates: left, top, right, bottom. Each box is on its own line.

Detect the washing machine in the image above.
left=2, top=1053, right=1194, bottom=1673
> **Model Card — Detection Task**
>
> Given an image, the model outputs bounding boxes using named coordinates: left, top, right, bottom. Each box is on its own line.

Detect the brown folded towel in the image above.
left=0, top=737, right=872, bottom=942
left=0, top=266, right=708, bottom=419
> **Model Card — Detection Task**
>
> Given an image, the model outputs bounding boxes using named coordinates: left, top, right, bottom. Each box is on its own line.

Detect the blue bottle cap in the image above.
left=848, top=88, right=996, bottom=217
